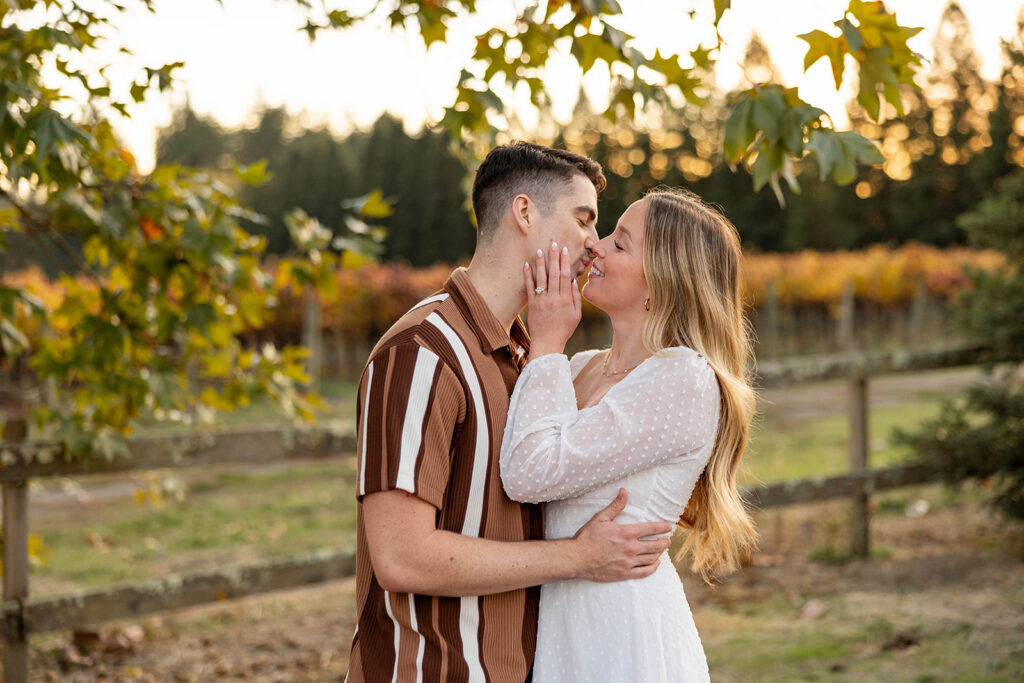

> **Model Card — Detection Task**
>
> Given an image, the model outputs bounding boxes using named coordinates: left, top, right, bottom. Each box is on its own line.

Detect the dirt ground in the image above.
left=26, top=484, right=1024, bottom=682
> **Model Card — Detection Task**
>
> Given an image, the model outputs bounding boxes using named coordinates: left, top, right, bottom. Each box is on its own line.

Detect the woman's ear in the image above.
left=511, top=194, right=533, bottom=235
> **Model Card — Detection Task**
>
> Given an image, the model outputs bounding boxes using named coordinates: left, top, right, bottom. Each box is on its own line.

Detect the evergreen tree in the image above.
left=240, top=126, right=359, bottom=254
left=882, top=1, right=990, bottom=245
left=156, top=104, right=229, bottom=168
left=898, top=169, right=1024, bottom=518
left=970, top=5, right=1024, bottom=185
left=897, top=9, right=1024, bottom=506
left=354, top=115, right=475, bottom=266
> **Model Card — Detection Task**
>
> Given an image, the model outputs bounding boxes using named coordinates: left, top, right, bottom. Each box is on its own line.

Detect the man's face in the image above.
left=536, top=174, right=599, bottom=279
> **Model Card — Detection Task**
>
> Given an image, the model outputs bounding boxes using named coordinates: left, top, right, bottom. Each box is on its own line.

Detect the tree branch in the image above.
left=0, top=187, right=103, bottom=285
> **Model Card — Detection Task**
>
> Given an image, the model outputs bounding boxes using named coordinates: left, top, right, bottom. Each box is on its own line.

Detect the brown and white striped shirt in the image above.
left=347, top=268, right=542, bottom=683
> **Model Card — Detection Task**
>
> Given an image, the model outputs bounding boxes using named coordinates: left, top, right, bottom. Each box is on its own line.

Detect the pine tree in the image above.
left=898, top=168, right=1024, bottom=517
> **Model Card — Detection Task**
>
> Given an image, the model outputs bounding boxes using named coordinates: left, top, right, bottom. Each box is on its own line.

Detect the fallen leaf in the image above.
left=800, top=598, right=827, bottom=619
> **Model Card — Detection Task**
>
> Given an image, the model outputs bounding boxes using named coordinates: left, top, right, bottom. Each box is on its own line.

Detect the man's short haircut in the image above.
left=471, top=141, right=606, bottom=242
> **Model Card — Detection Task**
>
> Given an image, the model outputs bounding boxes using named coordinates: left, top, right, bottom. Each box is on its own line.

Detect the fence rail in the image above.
left=1, top=548, right=356, bottom=637
left=0, top=426, right=353, bottom=482
left=0, top=463, right=942, bottom=639
left=0, top=343, right=987, bottom=680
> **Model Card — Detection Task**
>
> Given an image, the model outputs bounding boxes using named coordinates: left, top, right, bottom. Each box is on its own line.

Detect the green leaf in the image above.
left=579, top=0, right=622, bottom=15
left=806, top=129, right=883, bottom=186
left=572, top=33, right=622, bottom=72
left=233, top=159, right=271, bottom=186
left=601, top=23, right=633, bottom=51
left=751, top=145, right=780, bottom=192
left=713, top=0, right=730, bottom=26
left=130, top=81, right=146, bottom=103
left=723, top=95, right=755, bottom=163
left=836, top=17, right=864, bottom=53
left=0, top=318, right=30, bottom=356
left=852, top=45, right=900, bottom=121
left=750, top=88, right=787, bottom=145
left=327, top=9, right=356, bottom=28
left=690, top=45, right=714, bottom=70
left=417, top=11, right=448, bottom=47
left=779, top=103, right=824, bottom=156
left=610, top=86, right=636, bottom=119
left=857, top=74, right=880, bottom=120
left=342, top=189, right=395, bottom=219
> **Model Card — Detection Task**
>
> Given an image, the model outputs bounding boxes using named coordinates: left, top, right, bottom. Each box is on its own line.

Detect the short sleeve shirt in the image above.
left=347, top=268, right=543, bottom=683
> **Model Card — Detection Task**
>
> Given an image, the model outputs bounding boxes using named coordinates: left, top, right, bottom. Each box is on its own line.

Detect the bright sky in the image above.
left=94, top=0, right=1023, bottom=172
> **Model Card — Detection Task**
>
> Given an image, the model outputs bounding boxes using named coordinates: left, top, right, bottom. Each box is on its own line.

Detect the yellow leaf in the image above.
left=341, top=250, right=369, bottom=270
left=201, top=386, right=236, bottom=411
left=275, top=261, right=294, bottom=290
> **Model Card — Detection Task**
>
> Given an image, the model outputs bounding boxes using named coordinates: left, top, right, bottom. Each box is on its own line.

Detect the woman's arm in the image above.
left=499, top=352, right=720, bottom=503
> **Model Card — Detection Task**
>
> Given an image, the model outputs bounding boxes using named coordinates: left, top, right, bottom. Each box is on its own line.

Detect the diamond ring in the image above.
left=534, top=286, right=545, bottom=294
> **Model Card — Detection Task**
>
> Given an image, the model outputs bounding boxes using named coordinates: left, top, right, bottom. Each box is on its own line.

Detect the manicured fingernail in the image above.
left=525, top=262, right=530, bottom=269
left=552, top=242, right=558, bottom=249
left=537, top=249, right=543, bottom=257
left=562, top=246, right=568, bottom=255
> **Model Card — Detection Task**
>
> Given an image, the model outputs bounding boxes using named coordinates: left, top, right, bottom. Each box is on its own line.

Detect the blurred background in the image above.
left=1, top=0, right=1023, bottom=681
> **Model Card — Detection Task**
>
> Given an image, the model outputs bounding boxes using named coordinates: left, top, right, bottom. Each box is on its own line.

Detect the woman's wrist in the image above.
left=527, top=342, right=565, bottom=360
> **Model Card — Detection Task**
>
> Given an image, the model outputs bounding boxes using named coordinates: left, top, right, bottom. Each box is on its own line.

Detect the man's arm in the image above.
left=364, top=487, right=673, bottom=596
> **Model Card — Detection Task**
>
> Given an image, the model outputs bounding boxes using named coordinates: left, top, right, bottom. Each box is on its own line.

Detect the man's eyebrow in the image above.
left=575, top=205, right=597, bottom=222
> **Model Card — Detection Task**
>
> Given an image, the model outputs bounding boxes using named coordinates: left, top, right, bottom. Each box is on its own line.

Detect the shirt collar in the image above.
left=444, top=268, right=531, bottom=355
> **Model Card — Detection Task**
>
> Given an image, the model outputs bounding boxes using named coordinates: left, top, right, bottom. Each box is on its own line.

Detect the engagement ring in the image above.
left=534, top=286, right=545, bottom=294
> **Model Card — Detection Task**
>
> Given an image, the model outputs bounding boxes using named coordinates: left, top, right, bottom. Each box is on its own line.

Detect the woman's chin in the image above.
left=580, top=281, right=608, bottom=312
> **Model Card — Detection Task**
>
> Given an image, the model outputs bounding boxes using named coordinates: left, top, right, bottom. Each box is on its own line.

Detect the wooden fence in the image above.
left=0, top=343, right=986, bottom=680
left=309, top=281, right=954, bottom=382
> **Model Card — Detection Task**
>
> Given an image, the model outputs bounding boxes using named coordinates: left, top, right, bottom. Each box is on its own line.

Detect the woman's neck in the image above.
left=606, top=313, right=650, bottom=372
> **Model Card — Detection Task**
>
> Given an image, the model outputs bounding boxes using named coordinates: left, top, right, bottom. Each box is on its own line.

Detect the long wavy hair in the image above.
left=640, top=188, right=757, bottom=580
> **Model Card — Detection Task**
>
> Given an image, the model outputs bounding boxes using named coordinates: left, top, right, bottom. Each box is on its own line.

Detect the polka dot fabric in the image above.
left=499, top=347, right=719, bottom=682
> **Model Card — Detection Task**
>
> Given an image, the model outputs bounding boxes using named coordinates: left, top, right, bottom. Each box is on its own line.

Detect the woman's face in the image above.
left=582, top=198, right=649, bottom=313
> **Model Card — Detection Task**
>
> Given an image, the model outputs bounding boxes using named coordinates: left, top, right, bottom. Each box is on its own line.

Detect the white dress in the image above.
left=499, top=348, right=720, bottom=683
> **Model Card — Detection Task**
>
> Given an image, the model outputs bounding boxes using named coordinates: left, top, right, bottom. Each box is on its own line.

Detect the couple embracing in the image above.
left=346, top=142, right=757, bottom=683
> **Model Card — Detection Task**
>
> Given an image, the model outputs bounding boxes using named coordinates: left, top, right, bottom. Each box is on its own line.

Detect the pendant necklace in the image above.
left=602, top=350, right=645, bottom=377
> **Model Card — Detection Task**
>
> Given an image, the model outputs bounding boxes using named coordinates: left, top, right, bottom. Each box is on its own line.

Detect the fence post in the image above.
left=2, top=415, right=29, bottom=682
left=302, top=291, right=323, bottom=389
left=909, top=276, right=928, bottom=345
left=838, top=280, right=855, bottom=350
left=762, top=280, right=780, bottom=358
left=848, top=366, right=870, bottom=558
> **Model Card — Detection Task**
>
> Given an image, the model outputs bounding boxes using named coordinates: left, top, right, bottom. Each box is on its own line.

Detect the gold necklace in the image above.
left=601, top=350, right=645, bottom=377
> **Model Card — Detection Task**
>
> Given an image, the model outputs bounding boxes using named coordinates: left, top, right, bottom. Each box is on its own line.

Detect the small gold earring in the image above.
left=644, top=298, right=650, bottom=311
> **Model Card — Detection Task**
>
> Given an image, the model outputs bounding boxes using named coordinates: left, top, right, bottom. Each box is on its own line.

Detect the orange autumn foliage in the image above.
left=5, top=245, right=1005, bottom=348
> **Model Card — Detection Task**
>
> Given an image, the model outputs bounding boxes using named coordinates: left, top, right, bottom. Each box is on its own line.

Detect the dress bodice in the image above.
left=500, top=347, right=720, bottom=538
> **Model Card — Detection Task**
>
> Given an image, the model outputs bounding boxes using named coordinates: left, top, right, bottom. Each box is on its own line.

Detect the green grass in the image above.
left=741, top=396, right=948, bottom=486
left=28, top=375, right=962, bottom=594
left=700, top=594, right=1024, bottom=683
left=31, top=460, right=359, bottom=593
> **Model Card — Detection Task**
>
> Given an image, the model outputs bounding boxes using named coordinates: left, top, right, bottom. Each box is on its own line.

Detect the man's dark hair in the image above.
left=471, top=141, right=606, bottom=242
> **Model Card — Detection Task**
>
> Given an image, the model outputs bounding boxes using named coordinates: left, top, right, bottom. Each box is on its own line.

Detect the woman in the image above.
left=499, top=188, right=757, bottom=682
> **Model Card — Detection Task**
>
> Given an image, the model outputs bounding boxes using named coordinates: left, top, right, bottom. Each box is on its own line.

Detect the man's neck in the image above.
left=465, top=246, right=527, bottom=333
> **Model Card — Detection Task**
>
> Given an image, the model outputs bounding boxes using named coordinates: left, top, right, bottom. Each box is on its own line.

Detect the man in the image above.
left=346, top=142, right=673, bottom=682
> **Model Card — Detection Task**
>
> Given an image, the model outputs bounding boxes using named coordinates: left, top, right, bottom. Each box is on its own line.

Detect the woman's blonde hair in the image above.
left=640, top=188, right=757, bottom=581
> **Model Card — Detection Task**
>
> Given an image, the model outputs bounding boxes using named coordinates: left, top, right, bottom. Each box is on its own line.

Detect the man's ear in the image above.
left=510, top=193, right=533, bottom=236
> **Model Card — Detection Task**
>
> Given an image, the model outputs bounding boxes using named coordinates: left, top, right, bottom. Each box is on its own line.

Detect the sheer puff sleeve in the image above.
left=499, top=349, right=720, bottom=503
